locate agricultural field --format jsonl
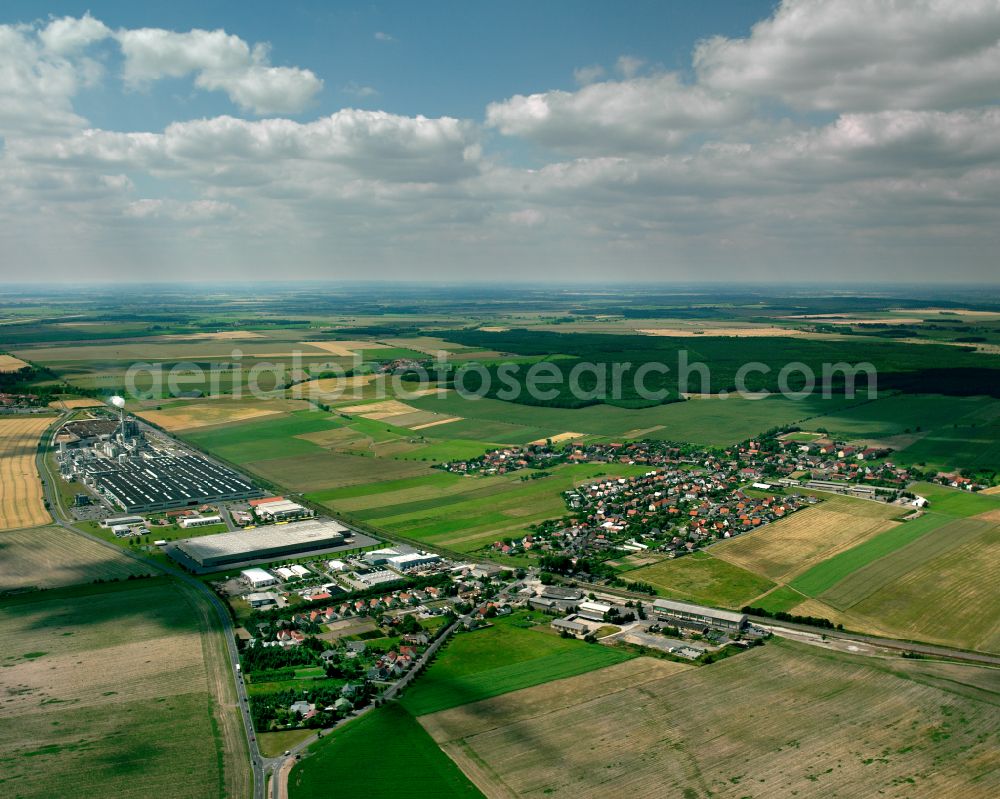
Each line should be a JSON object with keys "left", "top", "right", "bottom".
{"left": 0, "top": 353, "right": 29, "bottom": 371}
{"left": 0, "top": 526, "right": 147, "bottom": 593}
{"left": 422, "top": 639, "right": 1000, "bottom": 799}
{"left": 788, "top": 513, "right": 951, "bottom": 597}
{"left": 0, "top": 415, "right": 53, "bottom": 531}
{"left": 399, "top": 611, "right": 634, "bottom": 717}
{"left": 410, "top": 392, "right": 862, "bottom": 447}
{"left": 621, "top": 551, "right": 776, "bottom": 607}
{"left": 788, "top": 515, "right": 1000, "bottom": 652}
{"left": 0, "top": 578, "right": 249, "bottom": 799}
{"left": 804, "top": 393, "right": 1000, "bottom": 470}
{"left": 136, "top": 396, "right": 308, "bottom": 431}
{"left": 319, "top": 462, "right": 650, "bottom": 554}
{"left": 712, "top": 495, "right": 905, "bottom": 583}
{"left": 289, "top": 703, "right": 483, "bottom": 799}
{"left": 906, "top": 482, "right": 1000, "bottom": 517}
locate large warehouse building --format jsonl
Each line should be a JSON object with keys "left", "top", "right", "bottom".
{"left": 171, "top": 518, "right": 350, "bottom": 568}
{"left": 79, "top": 452, "right": 259, "bottom": 513}
{"left": 652, "top": 598, "right": 748, "bottom": 632}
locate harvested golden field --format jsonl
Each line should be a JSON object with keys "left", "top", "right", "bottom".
{"left": 339, "top": 398, "right": 418, "bottom": 419}
{"left": 0, "top": 526, "right": 146, "bottom": 592}
{"left": 47, "top": 397, "right": 105, "bottom": 409}
{"left": 411, "top": 416, "right": 462, "bottom": 430}
{"left": 292, "top": 373, "right": 379, "bottom": 400}
{"left": 0, "top": 415, "right": 52, "bottom": 531}
{"left": 529, "top": 431, "right": 584, "bottom": 445}
{"left": 420, "top": 657, "right": 688, "bottom": 744}
{"left": 137, "top": 397, "right": 297, "bottom": 431}
{"left": 839, "top": 518, "right": 1000, "bottom": 653}
{"left": 305, "top": 339, "right": 390, "bottom": 356}
{"left": 425, "top": 641, "right": 1000, "bottom": 799}
{"left": 712, "top": 497, "right": 901, "bottom": 582}
{"left": 0, "top": 354, "right": 29, "bottom": 372}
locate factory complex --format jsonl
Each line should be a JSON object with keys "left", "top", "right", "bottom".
{"left": 170, "top": 518, "right": 360, "bottom": 569}
{"left": 56, "top": 409, "right": 258, "bottom": 512}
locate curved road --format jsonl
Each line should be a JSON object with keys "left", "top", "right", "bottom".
{"left": 35, "top": 414, "right": 268, "bottom": 799}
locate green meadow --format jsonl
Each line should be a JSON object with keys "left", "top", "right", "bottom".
{"left": 289, "top": 703, "right": 482, "bottom": 799}
{"left": 399, "top": 612, "right": 633, "bottom": 716}
{"left": 623, "top": 551, "right": 777, "bottom": 609}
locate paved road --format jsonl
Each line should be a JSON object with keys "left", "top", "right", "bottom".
{"left": 35, "top": 414, "right": 268, "bottom": 799}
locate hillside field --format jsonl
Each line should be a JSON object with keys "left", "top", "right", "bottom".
{"left": 422, "top": 639, "right": 1000, "bottom": 799}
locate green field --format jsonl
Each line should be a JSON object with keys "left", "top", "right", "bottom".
{"left": 289, "top": 703, "right": 483, "bottom": 798}
{"left": 623, "top": 551, "right": 777, "bottom": 608}
{"left": 805, "top": 393, "right": 1000, "bottom": 472}
{"left": 183, "top": 410, "right": 345, "bottom": 463}
{"left": 906, "top": 481, "right": 1000, "bottom": 517}
{"left": 399, "top": 612, "right": 634, "bottom": 716}
{"left": 0, "top": 579, "right": 241, "bottom": 799}
{"left": 752, "top": 585, "right": 810, "bottom": 613}
{"left": 817, "top": 517, "right": 994, "bottom": 610}
{"left": 320, "top": 462, "right": 650, "bottom": 553}
{"left": 789, "top": 513, "right": 950, "bottom": 597}
{"left": 410, "top": 392, "right": 862, "bottom": 447}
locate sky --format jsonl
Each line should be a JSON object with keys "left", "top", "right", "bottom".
{"left": 2, "top": 0, "right": 1000, "bottom": 284}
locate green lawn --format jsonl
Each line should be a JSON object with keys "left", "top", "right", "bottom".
{"left": 624, "top": 551, "right": 776, "bottom": 608}
{"left": 398, "top": 611, "right": 633, "bottom": 716}
{"left": 289, "top": 703, "right": 483, "bottom": 798}
{"left": 789, "top": 513, "right": 951, "bottom": 597}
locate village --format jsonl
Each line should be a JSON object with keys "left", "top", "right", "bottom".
{"left": 442, "top": 429, "right": 990, "bottom": 564}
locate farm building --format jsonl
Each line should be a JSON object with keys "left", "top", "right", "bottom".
{"left": 652, "top": 598, "right": 748, "bottom": 632}
{"left": 241, "top": 568, "right": 277, "bottom": 589}
{"left": 171, "top": 518, "right": 349, "bottom": 568}
{"left": 551, "top": 618, "right": 588, "bottom": 636}
{"left": 576, "top": 601, "right": 613, "bottom": 622}
{"left": 540, "top": 586, "right": 584, "bottom": 602}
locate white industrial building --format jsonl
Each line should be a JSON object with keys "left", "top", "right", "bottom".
{"left": 387, "top": 552, "right": 441, "bottom": 571}
{"left": 253, "top": 497, "right": 313, "bottom": 522}
{"left": 171, "top": 518, "right": 349, "bottom": 568}
{"left": 652, "top": 598, "right": 748, "bottom": 632}
{"left": 179, "top": 514, "right": 223, "bottom": 529}
{"left": 576, "top": 601, "right": 613, "bottom": 622}
{"left": 247, "top": 591, "right": 280, "bottom": 608}
{"left": 363, "top": 547, "right": 400, "bottom": 565}
{"left": 241, "top": 567, "right": 278, "bottom": 589}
